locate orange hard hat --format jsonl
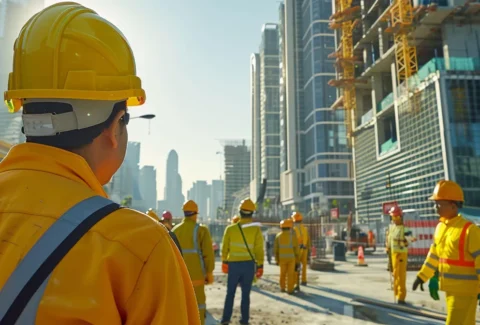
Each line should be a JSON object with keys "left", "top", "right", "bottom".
{"left": 429, "top": 180, "right": 464, "bottom": 202}
{"left": 280, "top": 219, "right": 293, "bottom": 229}
{"left": 162, "top": 211, "right": 173, "bottom": 220}
{"left": 291, "top": 211, "right": 303, "bottom": 222}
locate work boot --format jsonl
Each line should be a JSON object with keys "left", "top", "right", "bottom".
{"left": 281, "top": 288, "right": 285, "bottom": 292}
{"left": 301, "top": 281, "right": 307, "bottom": 286}
{"left": 397, "top": 300, "right": 406, "bottom": 305}
{"left": 294, "top": 285, "right": 300, "bottom": 291}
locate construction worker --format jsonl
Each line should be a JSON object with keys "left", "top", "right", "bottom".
{"left": 161, "top": 210, "right": 174, "bottom": 230}
{"left": 412, "top": 180, "right": 480, "bottom": 325}
{"left": 386, "top": 206, "right": 415, "bottom": 304}
{"left": 292, "top": 211, "right": 311, "bottom": 287}
{"left": 173, "top": 200, "right": 215, "bottom": 325}
{"left": 0, "top": 3, "right": 199, "bottom": 324}
{"left": 232, "top": 215, "right": 240, "bottom": 224}
{"left": 147, "top": 209, "right": 182, "bottom": 255}
{"left": 220, "top": 198, "right": 264, "bottom": 325}
{"left": 274, "top": 219, "right": 300, "bottom": 294}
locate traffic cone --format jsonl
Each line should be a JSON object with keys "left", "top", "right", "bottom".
{"left": 355, "top": 246, "right": 368, "bottom": 267}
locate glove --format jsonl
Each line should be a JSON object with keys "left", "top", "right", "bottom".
{"left": 428, "top": 273, "right": 439, "bottom": 300}
{"left": 295, "top": 263, "right": 300, "bottom": 272}
{"left": 222, "top": 262, "right": 228, "bottom": 274}
{"left": 256, "top": 265, "right": 263, "bottom": 279}
{"left": 478, "top": 294, "right": 480, "bottom": 306}
{"left": 205, "top": 272, "right": 214, "bottom": 285}
{"left": 412, "top": 276, "right": 425, "bottom": 292}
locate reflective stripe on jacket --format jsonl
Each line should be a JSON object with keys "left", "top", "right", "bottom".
{"left": 222, "top": 218, "right": 264, "bottom": 266}
{"left": 173, "top": 218, "right": 214, "bottom": 287}
{"left": 293, "top": 224, "right": 310, "bottom": 249}
{"left": 274, "top": 230, "right": 300, "bottom": 262}
{"left": 418, "top": 215, "right": 480, "bottom": 295}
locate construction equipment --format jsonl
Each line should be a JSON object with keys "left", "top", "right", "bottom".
{"left": 329, "top": 0, "right": 361, "bottom": 147}
{"left": 381, "top": 0, "right": 420, "bottom": 112}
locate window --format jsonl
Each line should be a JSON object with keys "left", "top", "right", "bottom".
{"left": 314, "top": 76, "right": 336, "bottom": 108}
{"left": 304, "top": 81, "right": 314, "bottom": 116}
{"left": 312, "top": 0, "right": 333, "bottom": 20}
{"left": 312, "top": 22, "right": 330, "bottom": 35}
{"left": 314, "top": 47, "right": 335, "bottom": 73}
{"left": 266, "top": 115, "right": 280, "bottom": 134}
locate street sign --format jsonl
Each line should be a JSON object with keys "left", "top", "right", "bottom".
{"left": 382, "top": 201, "right": 398, "bottom": 215}
{"left": 331, "top": 208, "right": 339, "bottom": 219}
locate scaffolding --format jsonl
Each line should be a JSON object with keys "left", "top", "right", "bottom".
{"left": 380, "top": 0, "right": 420, "bottom": 112}
{"left": 329, "top": 0, "right": 361, "bottom": 146}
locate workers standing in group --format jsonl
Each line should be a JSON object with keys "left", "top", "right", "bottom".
{"left": 173, "top": 200, "right": 215, "bottom": 325}
{"left": 147, "top": 208, "right": 183, "bottom": 255}
{"left": 0, "top": 3, "right": 199, "bottom": 324}
{"left": 413, "top": 180, "right": 480, "bottom": 325}
{"left": 274, "top": 219, "right": 300, "bottom": 294}
{"left": 292, "top": 212, "right": 311, "bottom": 287}
{"left": 386, "top": 206, "right": 415, "bottom": 304}
{"left": 220, "top": 199, "right": 264, "bottom": 325}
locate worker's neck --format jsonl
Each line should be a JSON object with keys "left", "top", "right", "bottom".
{"left": 71, "top": 145, "right": 105, "bottom": 183}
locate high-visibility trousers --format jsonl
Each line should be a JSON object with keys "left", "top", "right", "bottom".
{"left": 193, "top": 284, "right": 206, "bottom": 325}
{"left": 279, "top": 259, "right": 296, "bottom": 293}
{"left": 391, "top": 252, "right": 407, "bottom": 301}
{"left": 295, "top": 249, "right": 308, "bottom": 284}
{"left": 445, "top": 292, "right": 477, "bottom": 325}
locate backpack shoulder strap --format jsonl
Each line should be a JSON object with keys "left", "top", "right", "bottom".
{"left": 0, "top": 196, "right": 120, "bottom": 325}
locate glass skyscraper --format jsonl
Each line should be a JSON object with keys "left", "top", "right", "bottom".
{"left": 279, "top": 0, "right": 354, "bottom": 217}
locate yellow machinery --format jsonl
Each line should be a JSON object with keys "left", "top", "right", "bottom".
{"left": 329, "top": 0, "right": 360, "bottom": 147}
{"left": 383, "top": 0, "right": 419, "bottom": 111}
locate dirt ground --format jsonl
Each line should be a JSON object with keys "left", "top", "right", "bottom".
{"left": 205, "top": 272, "right": 376, "bottom": 325}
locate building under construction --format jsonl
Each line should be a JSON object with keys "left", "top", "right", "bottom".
{"left": 330, "top": 0, "right": 480, "bottom": 222}
{"left": 222, "top": 139, "right": 251, "bottom": 216}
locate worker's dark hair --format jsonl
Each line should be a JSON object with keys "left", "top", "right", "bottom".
{"left": 24, "top": 101, "right": 127, "bottom": 150}
{"left": 240, "top": 211, "right": 254, "bottom": 218}
{"left": 455, "top": 201, "right": 463, "bottom": 209}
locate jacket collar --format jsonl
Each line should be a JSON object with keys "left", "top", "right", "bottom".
{"left": 0, "top": 143, "right": 107, "bottom": 197}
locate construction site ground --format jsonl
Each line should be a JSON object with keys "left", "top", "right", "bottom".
{"left": 205, "top": 249, "right": 480, "bottom": 325}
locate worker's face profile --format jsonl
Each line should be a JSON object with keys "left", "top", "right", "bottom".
{"left": 434, "top": 200, "right": 457, "bottom": 217}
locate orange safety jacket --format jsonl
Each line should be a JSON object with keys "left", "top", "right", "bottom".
{"left": 417, "top": 215, "right": 480, "bottom": 295}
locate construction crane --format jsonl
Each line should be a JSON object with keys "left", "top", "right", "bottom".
{"left": 329, "top": 0, "right": 361, "bottom": 147}
{"left": 382, "top": 0, "right": 419, "bottom": 112}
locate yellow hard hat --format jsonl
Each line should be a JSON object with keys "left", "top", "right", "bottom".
{"left": 232, "top": 216, "right": 240, "bottom": 224}
{"left": 239, "top": 198, "right": 256, "bottom": 213}
{"left": 429, "top": 180, "right": 464, "bottom": 202}
{"left": 183, "top": 200, "right": 198, "bottom": 216}
{"left": 291, "top": 211, "right": 303, "bottom": 222}
{"left": 146, "top": 208, "right": 160, "bottom": 221}
{"left": 4, "top": 2, "right": 146, "bottom": 113}
{"left": 280, "top": 219, "right": 293, "bottom": 229}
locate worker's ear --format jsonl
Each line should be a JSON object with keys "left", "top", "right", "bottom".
{"left": 103, "top": 110, "right": 126, "bottom": 149}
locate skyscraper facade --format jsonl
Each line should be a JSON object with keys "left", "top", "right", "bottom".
{"left": 187, "top": 181, "right": 210, "bottom": 219}
{"left": 164, "top": 150, "right": 185, "bottom": 216}
{"left": 259, "top": 24, "right": 281, "bottom": 200}
{"left": 139, "top": 165, "right": 157, "bottom": 212}
{"left": 223, "top": 140, "right": 251, "bottom": 215}
{"left": 250, "top": 53, "right": 262, "bottom": 202}
{"left": 279, "top": 0, "right": 354, "bottom": 216}
{"left": 210, "top": 179, "right": 225, "bottom": 219}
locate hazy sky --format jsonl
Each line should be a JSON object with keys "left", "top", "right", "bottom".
{"left": 44, "top": 0, "right": 280, "bottom": 198}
